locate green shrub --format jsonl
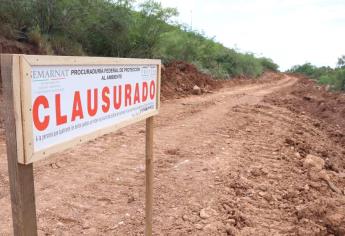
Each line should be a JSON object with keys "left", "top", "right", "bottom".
{"left": 260, "top": 57, "right": 279, "bottom": 71}
{"left": 50, "top": 36, "right": 84, "bottom": 56}
{"left": 334, "top": 69, "right": 345, "bottom": 90}
{"left": 288, "top": 61, "right": 345, "bottom": 91}
{"left": 27, "top": 26, "right": 43, "bottom": 47}
{"left": 319, "top": 74, "right": 335, "bottom": 85}
{"left": 288, "top": 63, "right": 317, "bottom": 77}
{"left": 27, "top": 26, "right": 53, "bottom": 54}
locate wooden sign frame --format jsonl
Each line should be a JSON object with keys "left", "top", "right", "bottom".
{"left": 12, "top": 55, "right": 161, "bottom": 164}
{"left": 1, "top": 54, "right": 160, "bottom": 235}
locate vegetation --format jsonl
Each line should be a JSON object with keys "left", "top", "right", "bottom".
{"left": 287, "top": 57, "right": 345, "bottom": 91}
{"left": 0, "top": 0, "right": 278, "bottom": 78}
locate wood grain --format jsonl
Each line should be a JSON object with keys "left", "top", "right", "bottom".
{"left": 145, "top": 116, "right": 154, "bottom": 236}
{"left": 1, "top": 54, "right": 38, "bottom": 235}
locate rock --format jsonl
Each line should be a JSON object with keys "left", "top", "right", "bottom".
{"left": 181, "top": 214, "right": 199, "bottom": 223}
{"left": 50, "top": 162, "right": 61, "bottom": 169}
{"left": 200, "top": 209, "right": 210, "bottom": 219}
{"left": 263, "top": 193, "right": 274, "bottom": 202}
{"left": 325, "top": 158, "right": 340, "bottom": 172}
{"left": 294, "top": 152, "right": 301, "bottom": 159}
{"left": 325, "top": 212, "right": 344, "bottom": 227}
{"left": 309, "top": 181, "right": 322, "bottom": 189}
{"left": 250, "top": 167, "right": 263, "bottom": 177}
{"left": 201, "top": 88, "right": 206, "bottom": 93}
{"left": 304, "top": 184, "right": 310, "bottom": 191}
{"left": 200, "top": 207, "right": 217, "bottom": 219}
{"left": 57, "top": 222, "right": 64, "bottom": 227}
{"left": 227, "top": 218, "right": 236, "bottom": 225}
{"left": 225, "top": 224, "right": 238, "bottom": 235}
{"left": 194, "top": 223, "right": 203, "bottom": 230}
{"left": 203, "top": 223, "right": 217, "bottom": 232}
{"left": 257, "top": 184, "right": 268, "bottom": 191}
{"left": 192, "top": 85, "right": 201, "bottom": 95}
{"left": 325, "top": 212, "right": 345, "bottom": 234}
{"left": 303, "top": 154, "right": 325, "bottom": 171}
{"left": 127, "top": 195, "right": 135, "bottom": 203}
{"left": 318, "top": 170, "right": 330, "bottom": 181}
{"left": 308, "top": 169, "right": 342, "bottom": 193}
{"left": 309, "top": 169, "right": 329, "bottom": 181}
{"left": 295, "top": 205, "right": 306, "bottom": 220}
{"left": 203, "top": 221, "right": 222, "bottom": 233}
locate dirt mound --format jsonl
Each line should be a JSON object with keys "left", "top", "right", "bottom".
{"left": 264, "top": 77, "right": 345, "bottom": 235}
{"left": 160, "top": 61, "right": 222, "bottom": 100}
{"left": 160, "top": 61, "right": 284, "bottom": 100}
{"left": 0, "top": 36, "right": 41, "bottom": 55}
{"left": 265, "top": 77, "right": 345, "bottom": 157}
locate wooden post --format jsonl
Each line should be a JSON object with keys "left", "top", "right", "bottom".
{"left": 1, "top": 54, "right": 38, "bottom": 236}
{"left": 145, "top": 116, "right": 154, "bottom": 236}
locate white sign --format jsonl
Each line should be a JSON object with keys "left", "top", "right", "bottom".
{"left": 30, "top": 64, "right": 158, "bottom": 152}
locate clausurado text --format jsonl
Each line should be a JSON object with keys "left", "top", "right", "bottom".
{"left": 33, "top": 81, "right": 155, "bottom": 131}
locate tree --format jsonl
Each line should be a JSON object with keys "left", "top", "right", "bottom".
{"left": 259, "top": 57, "right": 279, "bottom": 71}
{"left": 337, "top": 55, "right": 345, "bottom": 68}
{"left": 288, "top": 63, "right": 317, "bottom": 77}
{"left": 127, "top": 0, "right": 178, "bottom": 58}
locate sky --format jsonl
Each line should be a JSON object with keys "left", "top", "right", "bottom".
{"left": 156, "top": 0, "right": 345, "bottom": 71}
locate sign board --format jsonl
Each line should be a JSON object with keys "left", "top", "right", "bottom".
{"left": 2, "top": 54, "right": 158, "bottom": 235}
{"left": 11, "top": 55, "right": 161, "bottom": 164}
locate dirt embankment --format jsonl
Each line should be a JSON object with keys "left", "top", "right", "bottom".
{"left": 0, "top": 36, "right": 42, "bottom": 90}
{"left": 263, "top": 77, "right": 345, "bottom": 235}
{"left": 0, "top": 36, "right": 41, "bottom": 55}
{"left": 160, "top": 61, "right": 284, "bottom": 100}
{"left": 160, "top": 61, "right": 222, "bottom": 100}
{"left": 265, "top": 77, "right": 345, "bottom": 169}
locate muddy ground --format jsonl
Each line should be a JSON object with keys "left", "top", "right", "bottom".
{"left": 0, "top": 73, "right": 344, "bottom": 235}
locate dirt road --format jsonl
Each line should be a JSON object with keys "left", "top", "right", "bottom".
{"left": 1, "top": 75, "right": 344, "bottom": 235}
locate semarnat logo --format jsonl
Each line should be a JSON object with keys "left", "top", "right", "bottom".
{"left": 32, "top": 69, "right": 70, "bottom": 80}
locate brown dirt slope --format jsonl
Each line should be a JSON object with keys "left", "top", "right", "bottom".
{"left": 265, "top": 78, "right": 345, "bottom": 169}
{"left": 161, "top": 61, "right": 222, "bottom": 100}
{"left": 0, "top": 36, "right": 42, "bottom": 88}
{"left": 263, "top": 77, "right": 345, "bottom": 235}
{"left": 161, "top": 61, "right": 284, "bottom": 100}
{"left": 0, "top": 36, "right": 41, "bottom": 55}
